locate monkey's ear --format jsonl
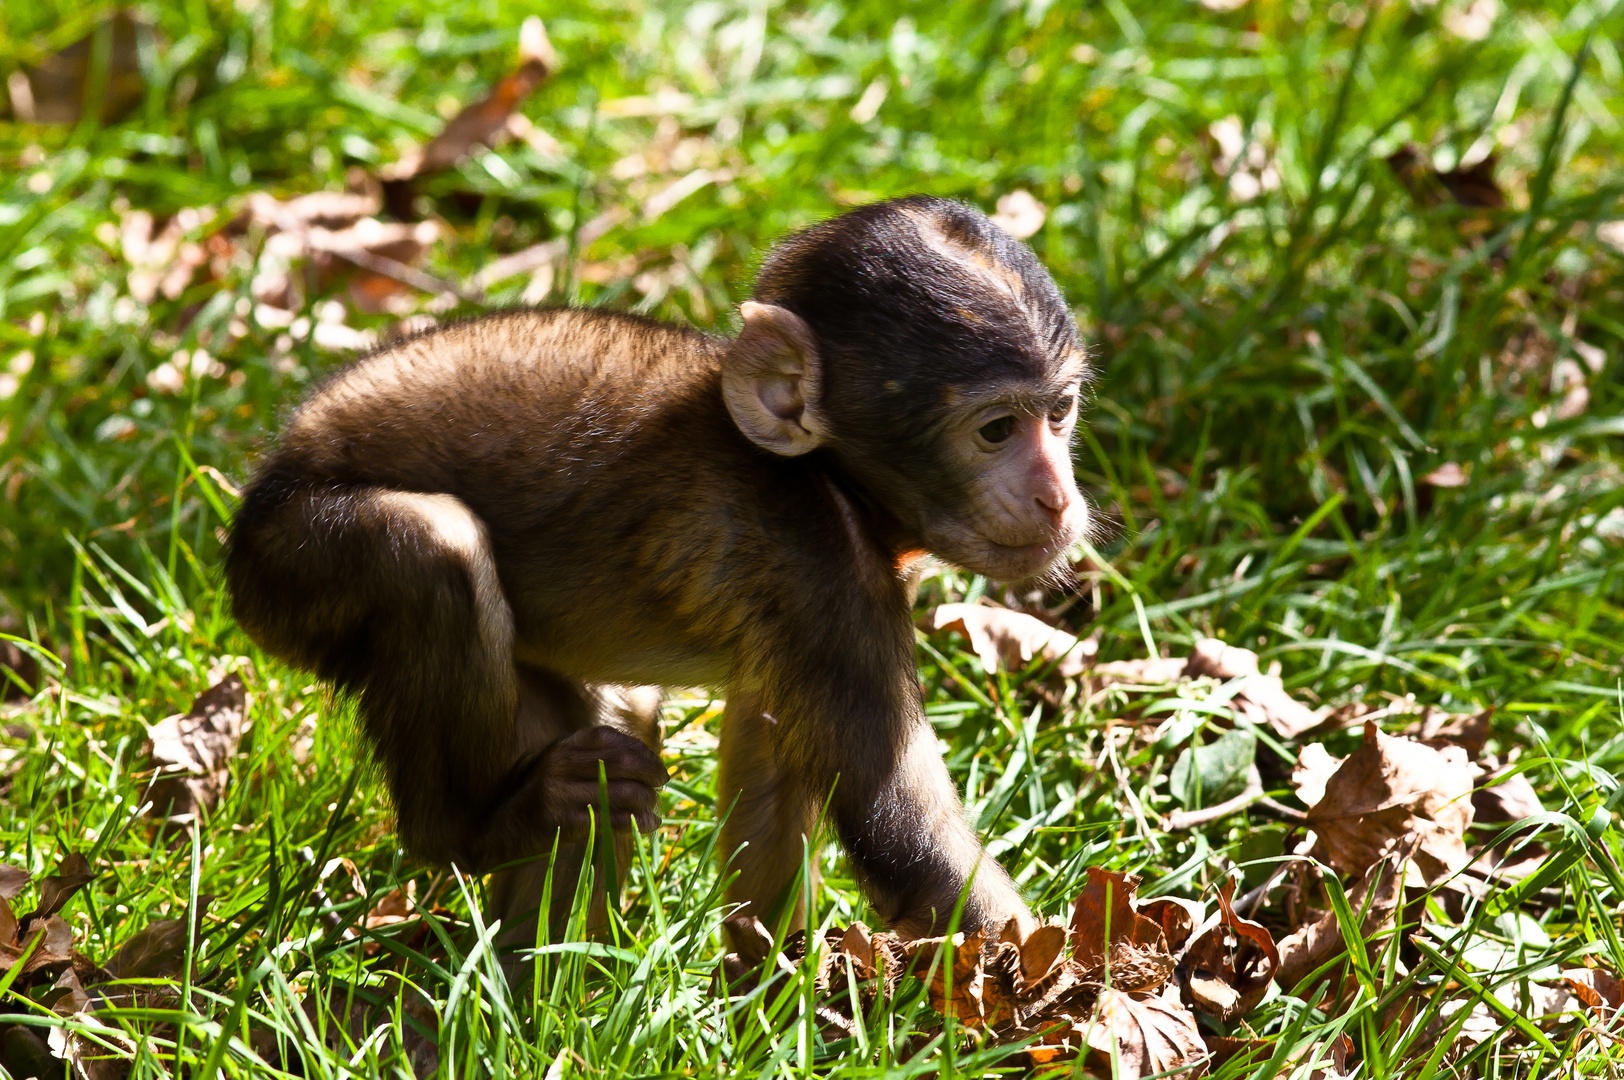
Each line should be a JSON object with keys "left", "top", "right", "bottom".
{"left": 722, "top": 301, "right": 828, "bottom": 456}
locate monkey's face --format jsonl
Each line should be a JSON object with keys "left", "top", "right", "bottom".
{"left": 869, "top": 377, "right": 1088, "bottom": 583}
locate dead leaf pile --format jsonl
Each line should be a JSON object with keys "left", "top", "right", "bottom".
{"left": 722, "top": 867, "right": 1289, "bottom": 1077}
{"left": 93, "top": 16, "right": 563, "bottom": 399}
{"left": 0, "top": 852, "right": 208, "bottom": 1080}
{"left": 927, "top": 607, "right": 1321, "bottom": 740}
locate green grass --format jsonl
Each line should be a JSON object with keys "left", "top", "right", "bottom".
{"left": 2, "top": 0, "right": 1624, "bottom": 1075}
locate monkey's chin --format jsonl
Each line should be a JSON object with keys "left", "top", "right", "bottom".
{"left": 928, "top": 529, "right": 1074, "bottom": 583}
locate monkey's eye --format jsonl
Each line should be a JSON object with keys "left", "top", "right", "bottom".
{"left": 978, "top": 416, "right": 1017, "bottom": 445}
{"left": 1048, "top": 396, "right": 1076, "bottom": 425}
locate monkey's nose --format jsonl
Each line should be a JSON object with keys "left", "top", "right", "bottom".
{"left": 1035, "top": 490, "right": 1071, "bottom": 529}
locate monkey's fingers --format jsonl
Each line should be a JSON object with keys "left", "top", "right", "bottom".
{"left": 550, "top": 778, "right": 662, "bottom": 833}
{"left": 551, "top": 726, "right": 669, "bottom": 787}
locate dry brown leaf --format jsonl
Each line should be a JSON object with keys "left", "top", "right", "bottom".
{"left": 304, "top": 983, "right": 440, "bottom": 1080}
{"left": 105, "top": 918, "right": 189, "bottom": 981}
{"left": 1426, "top": 981, "right": 1580, "bottom": 1047}
{"left": 1413, "top": 706, "right": 1492, "bottom": 758}
{"left": 1387, "top": 145, "right": 1505, "bottom": 210}
{"left": 910, "top": 931, "right": 988, "bottom": 1022}
{"left": 1473, "top": 771, "right": 1543, "bottom": 823}
{"left": 1079, "top": 987, "right": 1208, "bottom": 1078}
{"left": 1293, "top": 743, "right": 1344, "bottom": 809}
{"left": 1562, "top": 967, "right": 1624, "bottom": 1020}
{"left": 1138, "top": 897, "right": 1202, "bottom": 956}
{"left": 1187, "top": 639, "right": 1325, "bottom": 738}
{"left": 1277, "top": 853, "right": 1407, "bottom": 990}
{"left": 18, "top": 914, "right": 75, "bottom": 977}
{"left": 32, "top": 851, "right": 94, "bottom": 922}
{"left": 1179, "top": 881, "right": 1279, "bottom": 1021}
{"left": 366, "top": 881, "right": 418, "bottom": 931}
{"left": 8, "top": 13, "right": 145, "bottom": 125}
{"left": 1084, "top": 639, "right": 1323, "bottom": 739}
{"left": 0, "top": 1024, "right": 58, "bottom": 1080}
{"left": 930, "top": 604, "right": 1095, "bottom": 678}
{"left": 1086, "top": 657, "right": 1189, "bottom": 691}
{"left": 244, "top": 190, "right": 381, "bottom": 232}
{"left": 44, "top": 1010, "right": 138, "bottom": 1080}
{"left": 1070, "top": 867, "right": 1175, "bottom": 992}
{"left": 0, "top": 863, "right": 30, "bottom": 901}
{"left": 1306, "top": 721, "right": 1474, "bottom": 887}
{"left": 1020, "top": 923, "right": 1068, "bottom": 981}
{"left": 1420, "top": 462, "right": 1470, "bottom": 488}
{"left": 143, "top": 674, "right": 247, "bottom": 823}
{"left": 383, "top": 17, "right": 556, "bottom": 183}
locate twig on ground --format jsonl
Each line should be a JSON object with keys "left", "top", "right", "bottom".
{"left": 329, "top": 247, "right": 482, "bottom": 305}
{"left": 1163, "top": 766, "right": 1264, "bottom": 831}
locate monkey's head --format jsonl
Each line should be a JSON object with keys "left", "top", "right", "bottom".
{"left": 724, "top": 195, "right": 1090, "bottom": 582}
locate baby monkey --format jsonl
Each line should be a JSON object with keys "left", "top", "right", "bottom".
{"left": 227, "top": 195, "right": 1089, "bottom": 944}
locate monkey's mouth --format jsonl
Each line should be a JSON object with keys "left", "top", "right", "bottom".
{"left": 922, "top": 513, "right": 1081, "bottom": 582}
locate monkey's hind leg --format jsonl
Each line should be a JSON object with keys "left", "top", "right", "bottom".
{"left": 716, "top": 693, "right": 820, "bottom": 943}
{"left": 229, "top": 483, "right": 524, "bottom": 868}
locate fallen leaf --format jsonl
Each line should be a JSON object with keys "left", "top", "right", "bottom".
{"left": 0, "top": 1025, "right": 57, "bottom": 1080}
{"left": 44, "top": 1009, "right": 137, "bottom": 1080}
{"left": 1019, "top": 923, "right": 1068, "bottom": 982}
{"left": 930, "top": 603, "right": 1095, "bottom": 678}
{"left": 29, "top": 852, "right": 94, "bottom": 923}
{"left": 143, "top": 674, "right": 248, "bottom": 823}
{"left": 1473, "top": 771, "right": 1543, "bottom": 823}
{"left": 365, "top": 881, "right": 418, "bottom": 930}
{"left": 1413, "top": 706, "right": 1492, "bottom": 758}
{"left": 1292, "top": 743, "right": 1343, "bottom": 810}
{"left": 1420, "top": 462, "right": 1470, "bottom": 488}
{"left": 1079, "top": 987, "right": 1208, "bottom": 1079}
{"left": 1427, "top": 980, "right": 1580, "bottom": 1047}
{"left": 914, "top": 932, "right": 988, "bottom": 1022}
{"left": 1178, "top": 881, "right": 1279, "bottom": 1021}
{"left": 1087, "top": 657, "right": 1190, "bottom": 691}
{"left": 1277, "top": 853, "right": 1407, "bottom": 990}
{"left": 18, "top": 914, "right": 75, "bottom": 977}
{"left": 1387, "top": 146, "right": 1504, "bottom": 209}
{"left": 1070, "top": 867, "right": 1174, "bottom": 992}
{"left": 1187, "top": 639, "right": 1325, "bottom": 738}
{"left": 105, "top": 918, "right": 189, "bottom": 981}
{"left": 305, "top": 982, "right": 440, "bottom": 1080}
{"left": 8, "top": 13, "right": 145, "bottom": 125}
{"left": 990, "top": 190, "right": 1047, "bottom": 240}
{"left": 0, "top": 864, "right": 29, "bottom": 900}
{"left": 1562, "top": 967, "right": 1624, "bottom": 1020}
{"left": 381, "top": 15, "right": 557, "bottom": 226}
{"left": 1138, "top": 897, "right": 1202, "bottom": 956}
{"left": 1306, "top": 721, "right": 1475, "bottom": 887}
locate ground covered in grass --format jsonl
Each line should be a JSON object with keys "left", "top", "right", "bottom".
{"left": 2, "top": 0, "right": 1624, "bottom": 1075}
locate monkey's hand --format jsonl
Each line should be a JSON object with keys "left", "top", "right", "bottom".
{"left": 526, "top": 726, "right": 669, "bottom": 836}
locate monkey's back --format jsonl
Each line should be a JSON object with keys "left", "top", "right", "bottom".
{"left": 252, "top": 307, "right": 824, "bottom": 686}
{"left": 280, "top": 308, "right": 727, "bottom": 496}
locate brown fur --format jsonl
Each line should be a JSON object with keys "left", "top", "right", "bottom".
{"left": 227, "top": 196, "right": 1088, "bottom": 947}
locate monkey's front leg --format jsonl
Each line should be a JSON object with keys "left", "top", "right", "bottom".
{"left": 839, "top": 720, "right": 1035, "bottom": 939}
{"left": 753, "top": 638, "right": 1035, "bottom": 940}
{"left": 717, "top": 694, "right": 820, "bottom": 936}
